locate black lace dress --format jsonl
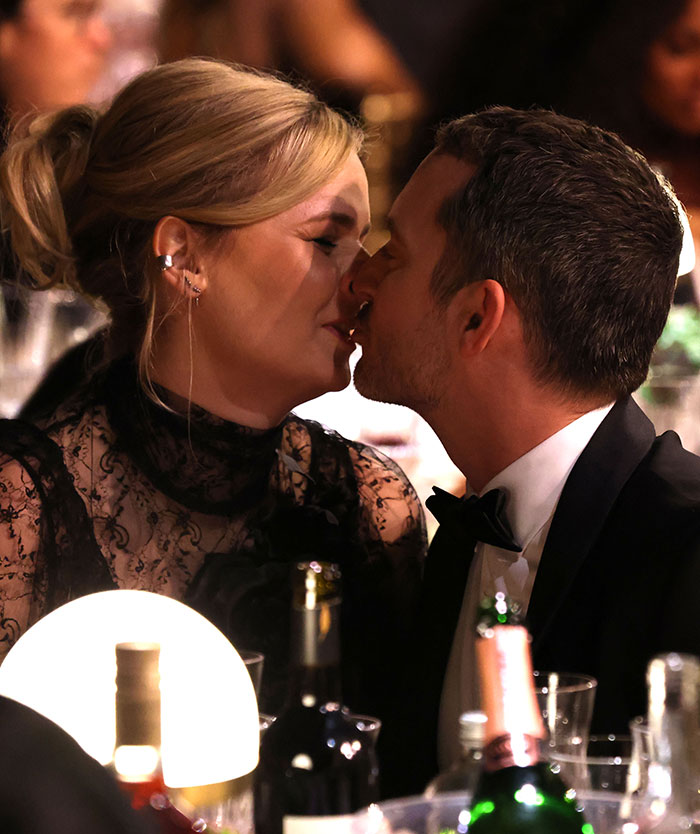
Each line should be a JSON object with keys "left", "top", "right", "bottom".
{"left": 0, "top": 359, "right": 426, "bottom": 725}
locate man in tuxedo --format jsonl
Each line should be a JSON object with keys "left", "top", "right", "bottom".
{"left": 345, "top": 105, "right": 700, "bottom": 793}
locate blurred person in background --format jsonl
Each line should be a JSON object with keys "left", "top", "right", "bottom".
{"left": 158, "top": 0, "right": 424, "bottom": 243}
{"left": 565, "top": 0, "right": 700, "bottom": 301}
{"left": 0, "top": 0, "right": 112, "bottom": 402}
{"left": 158, "top": 0, "right": 422, "bottom": 115}
{"left": 0, "top": 0, "right": 111, "bottom": 126}
{"left": 366, "top": 0, "right": 611, "bottom": 179}
{"left": 0, "top": 60, "right": 425, "bottom": 784}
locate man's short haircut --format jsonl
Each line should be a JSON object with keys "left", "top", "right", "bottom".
{"left": 432, "top": 106, "right": 683, "bottom": 401}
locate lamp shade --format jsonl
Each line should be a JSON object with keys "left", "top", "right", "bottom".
{"left": 0, "top": 590, "right": 259, "bottom": 788}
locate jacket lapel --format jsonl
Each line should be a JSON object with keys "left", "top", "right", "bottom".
{"left": 528, "top": 396, "right": 656, "bottom": 649}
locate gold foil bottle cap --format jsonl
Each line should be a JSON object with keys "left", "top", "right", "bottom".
{"left": 477, "top": 625, "right": 545, "bottom": 747}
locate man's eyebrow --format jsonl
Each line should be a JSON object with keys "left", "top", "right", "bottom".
{"left": 305, "top": 211, "right": 371, "bottom": 237}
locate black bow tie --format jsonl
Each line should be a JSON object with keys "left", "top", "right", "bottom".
{"left": 426, "top": 486, "right": 522, "bottom": 553}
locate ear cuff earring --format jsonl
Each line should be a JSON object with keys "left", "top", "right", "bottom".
{"left": 157, "top": 254, "right": 202, "bottom": 305}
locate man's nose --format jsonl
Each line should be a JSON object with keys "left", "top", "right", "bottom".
{"left": 340, "top": 246, "right": 376, "bottom": 304}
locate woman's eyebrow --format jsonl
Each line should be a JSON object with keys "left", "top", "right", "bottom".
{"left": 304, "top": 210, "right": 371, "bottom": 237}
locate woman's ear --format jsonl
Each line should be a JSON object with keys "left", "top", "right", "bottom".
{"left": 457, "top": 279, "right": 506, "bottom": 355}
{"left": 152, "top": 216, "right": 209, "bottom": 299}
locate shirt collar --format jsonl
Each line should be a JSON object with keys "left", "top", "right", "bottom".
{"left": 477, "top": 403, "right": 614, "bottom": 550}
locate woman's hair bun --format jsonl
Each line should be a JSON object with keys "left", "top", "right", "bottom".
{"left": 0, "top": 104, "right": 100, "bottom": 290}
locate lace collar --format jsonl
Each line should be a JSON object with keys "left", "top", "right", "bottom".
{"left": 102, "top": 359, "right": 288, "bottom": 515}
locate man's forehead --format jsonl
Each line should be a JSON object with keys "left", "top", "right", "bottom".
{"left": 390, "top": 153, "right": 474, "bottom": 233}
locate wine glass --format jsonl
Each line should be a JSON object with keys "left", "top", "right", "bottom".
{"left": 0, "top": 286, "right": 106, "bottom": 417}
{"left": 550, "top": 734, "right": 635, "bottom": 793}
{"left": 533, "top": 670, "right": 597, "bottom": 757}
{"left": 549, "top": 734, "right": 650, "bottom": 834}
{"left": 239, "top": 649, "right": 264, "bottom": 699}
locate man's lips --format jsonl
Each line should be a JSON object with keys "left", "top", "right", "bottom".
{"left": 349, "top": 301, "right": 371, "bottom": 342}
{"left": 325, "top": 302, "right": 371, "bottom": 345}
{"left": 324, "top": 320, "right": 356, "bottom": 346}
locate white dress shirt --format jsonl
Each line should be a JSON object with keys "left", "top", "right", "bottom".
{"left": 437, "top": 403, "right": 613, "bottom": 769}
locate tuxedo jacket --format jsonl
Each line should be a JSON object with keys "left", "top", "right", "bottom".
{"left": 392, "top": 396, "right": 700, "bottom": 796}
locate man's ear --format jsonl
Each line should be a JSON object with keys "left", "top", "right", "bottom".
{"left": 456, "top": 279, "right": 506, "bottom": 355}
{"left": 152, "top": 216, "right": 209, "bottom": 298}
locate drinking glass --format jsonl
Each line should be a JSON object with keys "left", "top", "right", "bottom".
{"left": 551, "top": 734, "right": 634, "bottom": 794}
{"left": 629, "top": 715, "right": 652, "bottom": 797}
{"left": 349, "top": 713, "right": 382, "bottom": 748}
{"left": 549, "top": 734, "right": 649, "bottom": 832}
{"left": 259, "top": 712, "right": 276, "bottom": 739}
{"left": 239, "top": 650, "right": 264, "bottom": 699}
{"left": 533, "top": 670, "right": 597, "bottom": 756}
{"left": 0, "top": 286, "right": 106, "bottom": 417}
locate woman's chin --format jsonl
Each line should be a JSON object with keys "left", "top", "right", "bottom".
{"left": 331, "top": 362, "right": 353, "bottom": 392}
{"left": 295, "top": 366, "right": 352, "bottom": 405}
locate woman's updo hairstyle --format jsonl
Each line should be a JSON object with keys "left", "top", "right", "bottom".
{"left": 0, "top": 57, "right": 364, "bottom": 368}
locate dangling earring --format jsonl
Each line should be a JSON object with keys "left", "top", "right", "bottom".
{"left": 184, "top": 274, "right": 202, "bottom": 307}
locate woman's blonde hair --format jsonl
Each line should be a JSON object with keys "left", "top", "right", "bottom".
{"left": 0, "top": 57, "right": 364, "bottom": 381}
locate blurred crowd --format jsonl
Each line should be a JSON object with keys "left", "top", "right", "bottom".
{"left": 4, "top": 0, "right": 700, "bottom": 265}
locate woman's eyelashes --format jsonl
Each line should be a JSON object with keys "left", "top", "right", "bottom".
{"left": 312, "top": 237, "right": 338, "bottom": 252}
{"left": 309, "top": 235, "right": 366, "bottom": 274}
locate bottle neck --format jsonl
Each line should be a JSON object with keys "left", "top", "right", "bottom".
{"left": 113, "top": 643, "right": 162, "bottom": 785}
{"left": 476, "top": 625, "right": 545, "bottom": 771}
{"left": 289, "top": 597, "right": 342, "bottom": 706}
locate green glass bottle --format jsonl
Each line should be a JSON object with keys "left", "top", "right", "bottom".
{"left": 466, "top": 595, "right": 591, "bottom": 834}
{"left": 254, "top": 561, "right": 379, "bottom": 834}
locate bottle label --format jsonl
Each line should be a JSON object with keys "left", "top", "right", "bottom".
{"left": 283, "top": 814, "right": 354, "bottom": 833}
{"left": 482, "top": 733, "right": 540, "bottom": 771}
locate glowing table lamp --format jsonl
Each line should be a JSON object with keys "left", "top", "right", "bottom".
{"left": 0, "top": 590, "right": 260, "bottom": 790}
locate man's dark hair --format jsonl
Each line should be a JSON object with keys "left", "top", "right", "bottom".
{"left": 432, "top": 106, "right": 683, "bottom": 401}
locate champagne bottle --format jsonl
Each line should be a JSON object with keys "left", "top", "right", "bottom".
{"left": 110, "top": 642, "right": 197, "bottom": 833}
{"left": 466, "top": 596, "right": 589, "bottom": 833}
{"left": 424, "top": 711, "right": 486, "bottom": 797}
{"left": 254, "top": 561, "right": 379, "bottom": 834}
{"left": 627, "top": 653, "right": 700, "bottom": 833}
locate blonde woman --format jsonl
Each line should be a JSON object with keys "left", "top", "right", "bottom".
{"left": 0, "top": 60, "right": 426, "bottom": 733}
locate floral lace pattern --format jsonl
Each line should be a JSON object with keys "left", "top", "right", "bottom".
{"left": 0, "top": 359, "right": 426, "bottom": 717}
